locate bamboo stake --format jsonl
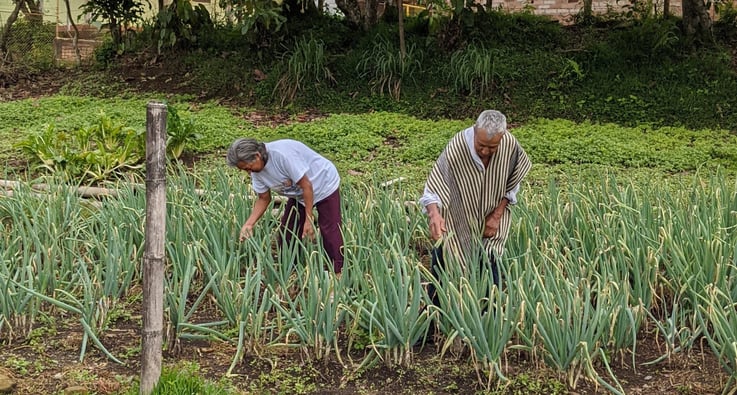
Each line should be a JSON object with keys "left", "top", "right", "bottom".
{"left": 140, "top": 102, "right": 167, "bottom": 395}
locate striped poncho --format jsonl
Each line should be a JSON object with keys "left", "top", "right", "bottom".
{"left": 425, "top": 128, "right": 532, "bottom": 264}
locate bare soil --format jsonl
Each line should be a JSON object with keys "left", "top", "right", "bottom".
{"left": 0, "top": 58, "right": 733, "bottom": 394}
{"left": 0, "top": 296, "right": 730, "bottom": 395}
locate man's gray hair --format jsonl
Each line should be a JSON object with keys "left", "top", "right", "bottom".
{"left": 226, "top": 138, "right": 268, "bottom": 167}
{"left": 475, "top": 110, "right": 507, "bottom": 138}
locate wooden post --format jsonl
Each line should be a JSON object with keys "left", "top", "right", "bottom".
{"left": 140, "top": 102, "right": 167, "bottom": 395}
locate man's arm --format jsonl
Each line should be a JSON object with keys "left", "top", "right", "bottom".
{"left": 484, "top": 197, "right": 509, "bottom": 238}
{"left": 425, "top": 202, "right": 446, "bottom": 242}
{"left": 505, "top": 183, "right": 521, "bottom": 205}
{"left": 484, "top": 181, "right": 522, "bottom": 238}
{"left": 419, "top": 186, "right": 441, "bottom": 213}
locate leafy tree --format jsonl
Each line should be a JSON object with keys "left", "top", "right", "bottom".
{"left": 219, "top": 0, "right": 286, "bottom": 35}
{"left": 79, "top": 0, "right": 149, "bottom": 50}
{"left": 153, "top": 0, "right": 213, "bottom": 52}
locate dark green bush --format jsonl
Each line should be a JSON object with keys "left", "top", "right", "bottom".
{"left": 152, "top": 0, "right": 215, "bottom": 52}
{"left": 604, "top": 18, "right": 681, "bottom": 65}
{"left": 97, "top": 6, "right": 737, "bottom": 129}
{"left": 467, "top": 10, "right": 567, "bottom": 51}
{"left": 5, "top": 19, "right": 55, "bottom": 70}
{"left": 714, "top": 2, "right": 737, "bottom": 42}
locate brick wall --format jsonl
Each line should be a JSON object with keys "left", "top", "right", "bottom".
{"left": 494, "top": 0, "right": 692, "bottom": 21}
{"left": 54, "top": 38, "right": 100, "bottom": 63}
{"left": 54, "top": 24, "right": 103, "bottom": 63}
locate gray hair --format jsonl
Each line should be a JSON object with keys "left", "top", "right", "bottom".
{"left": 474, "top": 110, "right": 507, "bottom": 138}
{"left": 226, "top": 138, "right": 268, "bottom": 167}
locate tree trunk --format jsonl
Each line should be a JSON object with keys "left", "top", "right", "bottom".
{"left": 335, "top": 0, "right": 380, "bottom": 30}
{"left": 398, "top": 0, "right": 405, "bottom": 60}
{"left": 366, "top": 0, "right": 380, "bottom": 29}
{"left": 682, "top": 0, "right": 712, "bottom": 40}
{"left": 20, "top": 0, "right": 43, "bottom": 22}
{"left": 140, "top": 102, "right": 167, "bottom": 395}
{"left": 0, "top": 1, "right": 23, "bottom": 58}
{"left": 63, "top": 0, "right": 82, "bottom": 65}
{"left": 582, "top": 0, "right": 593, "bottom": 20}
{"left": 109, "top": 16, "right": 122, "bottom": 50}
{"left": 663, "top": 0, "right": 670, "bottom": 18}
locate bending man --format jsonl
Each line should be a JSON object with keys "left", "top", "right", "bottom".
{"left": 420, "top": 110, "right": 531, "bottom": 296}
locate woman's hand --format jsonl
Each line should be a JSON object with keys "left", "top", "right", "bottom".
{"left": 302, "top": 217, "right": 316, "bottom": 241}
{"left": 239, "top": 222, "right": 254, "bottom": 241}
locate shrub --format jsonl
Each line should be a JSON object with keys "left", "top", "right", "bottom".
{"left": 447, "top": 45, "right": 504, "bottom": 96}
{"left": 273, "top": 35, "right": 335, "bottom": 105}
{"left": 356, "top": 36, "right": 424, "bottom": 101}
{"left": 15, "top": 113, "right": 145, "bottom": 183}
{"left": 4, "top": 19, "right": 55, "bottom": 71}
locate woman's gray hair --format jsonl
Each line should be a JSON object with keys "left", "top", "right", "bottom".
{"left": 475, "top": 110, "right": 507, "bottom": 138}
{"left": 226, "top": 138, "right": 268, "bottom": 167}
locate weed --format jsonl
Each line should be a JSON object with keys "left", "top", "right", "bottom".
{"left": 250, "top": 365, "right": 318, "bottom": 394}
{"left": 3, "top": 355, "right": 32, "bottom": 376}
{"left": 356, "top": 36, "right": 423, "bottom": 101}
{"left": 273, "top": 35, "right": 335, "bottom": 106}
{"left": 166, "top": 104, "right": 202, "bottom": 160}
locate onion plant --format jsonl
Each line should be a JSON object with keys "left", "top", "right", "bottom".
{"left": 515, "top": 265, "right": 625, "bottom": 392}
{"left": 226, "top": 264, "right": 272, "bottom": 375}
{"left": 11, "top": 261, "right": 123, "bottom": 364}
{"left": 164, "top": 241, "right": 223, "bottom": 351}
{"left": 2, "top": 167, "right": 736, "bottom": 390}
{"left": 353, "top": 237, "right": 430, "bottom": 368}
{"left": 697, "top": 283, "right": 737, "bottom": 388}
{"left": 430, "top": 249, "right": 520, "bottom": 389}
{"left": 270, "top": 251, "right": 346, "bottom": 363}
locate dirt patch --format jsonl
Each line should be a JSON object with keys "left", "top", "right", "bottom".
{"left": 0, "top": 308, "right": 729, "bottom": 394}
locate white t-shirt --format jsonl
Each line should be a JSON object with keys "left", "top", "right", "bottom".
{"left": 251, "top": 139, "right": 340, "bottom": 204}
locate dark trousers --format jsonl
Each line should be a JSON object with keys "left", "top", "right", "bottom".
{"left": 427, "top": 245, "right": 500, "bottom": 307}
{"left": 278, "top": 189, "right": 344, "bottom": 273}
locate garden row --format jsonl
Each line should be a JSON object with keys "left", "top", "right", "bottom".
{"left": 1, "top": 166, "right": 736, "bottom": 392}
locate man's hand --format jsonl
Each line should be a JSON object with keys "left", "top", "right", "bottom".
{"left": 426, "top": 204, "right": 446, "bottom": 242}
{"left": 484, "top": 212, "right": 500, "bottom": 238}
{"left": 429, "top": 213, "right": 446, "bottom": 242}
{"left": 302, "top": 218, "right": 316, "bottom": 241}
{"left": 239, "top": 222, "right": 254, "bottom": 241}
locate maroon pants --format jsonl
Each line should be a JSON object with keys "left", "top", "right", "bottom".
{"left": 278, "top": 189, "right": 344, "bottom": 273}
